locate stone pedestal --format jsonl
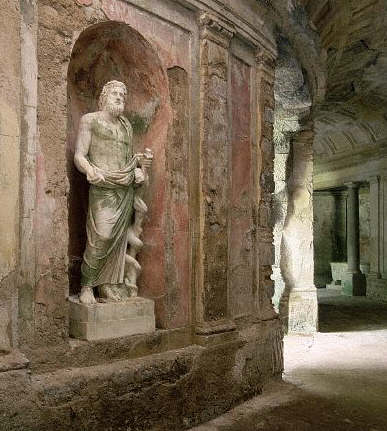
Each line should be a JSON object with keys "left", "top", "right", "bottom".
{"left": 69, "top": 296, "right": 155, "bottom": 341}
{"left": 287, "top": 290, "right": 318, "bottom": 334}
{"left": 326, "top": 262, "right": 368, "bottom": 294}
{"left": 326, "top": 281, "right": 342, "bottom": 292}
{"left": 326, "top": 262, "right": 346, "bottom": 292}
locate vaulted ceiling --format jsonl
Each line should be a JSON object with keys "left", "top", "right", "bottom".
{"left": 300, "top": 0, "right": 387, "bottom": 164}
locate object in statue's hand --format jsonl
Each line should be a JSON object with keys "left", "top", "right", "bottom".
{"left": 141, "top": 148, "right": 153, "bottom": 170}
{"left": 134, "top": 167, "right": 145, "bottom": 184}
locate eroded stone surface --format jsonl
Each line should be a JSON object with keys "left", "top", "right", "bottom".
{"left": 69, "top": 296, "right": 156, "bottom": 340}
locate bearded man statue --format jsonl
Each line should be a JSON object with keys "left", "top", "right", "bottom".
{"left": 74, "top": 80, "right": 152, "bottom": 304}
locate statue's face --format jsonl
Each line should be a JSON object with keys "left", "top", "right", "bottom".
{"left": 103, "top": 86, "right": 126, "bottom": 116}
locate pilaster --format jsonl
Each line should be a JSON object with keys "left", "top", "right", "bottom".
{"left": 367, "top": 174, "right": 387, "bottom": 300}
{"left": 368, "top": 176, "right": 381, "bottom": 278}
{"left": 196, "top": 12, "right": 236, "bottom": 341}
{"left": 254, "top": 46, "right": 277, "bottom": 321}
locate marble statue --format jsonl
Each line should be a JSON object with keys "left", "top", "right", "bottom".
{"left": 74, "top": 80, "right": 153, "bottom": 304}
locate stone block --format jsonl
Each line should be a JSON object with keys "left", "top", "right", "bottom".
{"left": 287, "top": 290, "right": 318, "bottom": 334}
{"left": 69, "top": 296, "right": 155, "bottom": 341}
{"left": 330, "top": 262, "right": 347, "bottom": 282}
{"left": 326, "top": 281, "right": 342, "bottom": 292}
{"left": 329, "top": 263, "right": 369, "bottom": 291}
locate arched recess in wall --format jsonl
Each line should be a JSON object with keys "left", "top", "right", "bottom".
{"left": 66, "top": 21, "right": 169, "bottom": 307}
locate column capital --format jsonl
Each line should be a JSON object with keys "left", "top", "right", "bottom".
{"left": 369, "top": 175, "right": 380, "bottom": 184}
{"left": 199, "top": 12, "right": 235, "bottom": 48}
{"left": 381, "top": 169, "right": 387, "bottom": 180}
{"left": 344, "top": 181, "right": 361, "bottom": 189}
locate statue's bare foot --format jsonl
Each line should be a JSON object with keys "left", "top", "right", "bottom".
{"left": 79, "top": 287, "right": 97, "bottom": 304}
{"left": 124, "top": 278, "right": 138, "bottom": 298}
{"left": 98, "top": 284, "right": 121, "bottom": 302}
{"left": 115, "top": 285, "right": 129, "bottom": 301}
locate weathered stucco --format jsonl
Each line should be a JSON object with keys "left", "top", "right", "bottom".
{"left": 0, "top": 0, "right": 21, "bottom": 353}
{"left": 0, "top": 0, "right": 300, "bottom": 428}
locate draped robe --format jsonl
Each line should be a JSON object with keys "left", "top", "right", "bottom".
{"left": 81, "top": 115, "right": 138, "bottom": 287}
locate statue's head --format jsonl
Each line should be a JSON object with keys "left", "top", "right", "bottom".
{"left": 98, "top": 80, "right": 127, "bottom": 117}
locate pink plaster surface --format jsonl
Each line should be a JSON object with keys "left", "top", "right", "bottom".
{"left": 102, "top": 0, "right": 191, "bottom": 71}
{"left": 231, "top": 58, "right": 252, "bottom": 206}
{"left": 139, "top": 227, "right": 166, "bottom": 327}
{"left": 171, "top": 229, "right": 190, "bottom": 328}
{"left": 229, "top": 56, "right": 254, "bottom": 318}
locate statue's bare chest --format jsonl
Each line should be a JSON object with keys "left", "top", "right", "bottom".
{"left": 89, "top": 118, "right": 132, "bottom": 170}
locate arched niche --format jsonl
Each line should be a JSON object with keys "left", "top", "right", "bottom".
{"left": 67, "top": 21, "right": 169, "bottom": 300}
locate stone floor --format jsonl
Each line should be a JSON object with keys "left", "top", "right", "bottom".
{"left": 191, "top": 290, "right": 387, "bottom": 430}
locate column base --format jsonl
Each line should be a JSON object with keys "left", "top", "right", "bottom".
{"left": 69, "top": 296, "right": 155, "bottom": 341}
{"left": 287, "top": 290, "right": 318, "bottom": 334}
{"left": 342, "top": 272, "right": 367, "bottom": 296}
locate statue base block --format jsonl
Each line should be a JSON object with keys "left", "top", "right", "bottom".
{"left": 69, "top": 296, "right": 155, "bottom": 341}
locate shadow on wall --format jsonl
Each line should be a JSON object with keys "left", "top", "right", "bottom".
{"left": 66, "top": 21, "right": 166, "bottom": 297}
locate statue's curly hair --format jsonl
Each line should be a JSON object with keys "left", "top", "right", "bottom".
{"left": 98, "top": 80, "right": 127, "bottom": 110}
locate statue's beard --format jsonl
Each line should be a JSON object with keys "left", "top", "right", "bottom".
{"left": 104, "top": 101, "right": 124, "bottom": 117}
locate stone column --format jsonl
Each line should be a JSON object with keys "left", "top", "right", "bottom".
{"left": 195, "top": 12, "right": 236, "bottom": 343}
{"left": 381, "top": 172, "right": 387, "bottom": 280}
{"left": 343, "top": 182, "right": 366, "bottom": 295}
{"left": 367, "top": 172, "right": 387, "bottom": 299}
{"left": 366, "top": 175, "right": 387, "bottom": 300}
{"left": 368, "top": 176, "right": 381, "bottom": 279}
{"left": 281, "top": 126, "right": 318, "bottom": 333}
{"left": 346, "top": 182, "right": 361, "bottom": 273}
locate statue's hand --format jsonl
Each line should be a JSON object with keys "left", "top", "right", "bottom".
{"left": 134, "top": 150, "right": 153, "bottom": 170}
{"left": 134, "top": 167, "right": 145, "bottom": 184}
{"left": 140, "top": 157, "right": 153, "bottom": 170}
{"left": 86, "top": 166, "right": 105, "bottom": 184}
